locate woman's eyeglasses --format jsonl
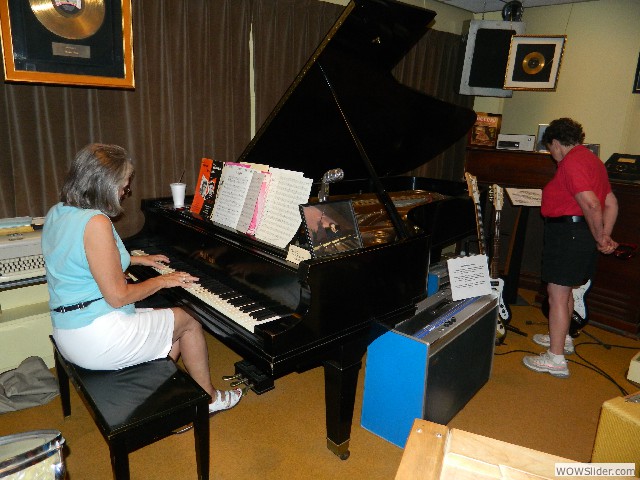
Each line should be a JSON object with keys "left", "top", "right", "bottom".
{"left": 613, "top": 243, "right": 637, "bottom": 260}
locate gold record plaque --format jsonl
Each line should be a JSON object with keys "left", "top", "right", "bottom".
{"left": 30, "top": 0, "right": 106, "bottom": 40}
{"left": 0, "top": 0, "right": 134, "bottom": 88}
{"left": 504, "top": 35, "right": 566, "bottom": 91}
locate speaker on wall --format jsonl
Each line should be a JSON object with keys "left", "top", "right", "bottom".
{"left": 459, "top": 20, "right": 525, "bottom": 98}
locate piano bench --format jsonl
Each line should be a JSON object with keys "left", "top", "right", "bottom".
{"left": 49, "top": 336, "right": 211, "bottom": 480}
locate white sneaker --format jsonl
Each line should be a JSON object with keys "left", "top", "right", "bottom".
{"left": 532, "top": 333, "right": 574, "bottom": 355}
{"left": 209, "top": 388, "right": 243, "bottom": 415}
{"left": 522, "top": 351, "right": 570, "bottom": 378}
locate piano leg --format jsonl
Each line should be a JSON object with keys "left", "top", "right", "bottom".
{"left": 323, "top": 336, "right": 368, "bottom": 460}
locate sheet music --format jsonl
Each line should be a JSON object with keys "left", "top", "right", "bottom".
{"left": 236, "top": 171, "right": 267, "bottom": 233}
{"left": 254, "top": 168, "right": 312, "bottom": 248}
{"left": 211, "top": 164, "right": 255, "bottom": 229}
{"left": 505, "top": 188, "right": 542, "bottom": 207}
{"left": 447, "top": 254, "right": 492, "bottom": 301}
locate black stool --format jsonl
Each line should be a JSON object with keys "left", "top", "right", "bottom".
{"left": 50, "top": 337, "right": 211, "bottom": 480}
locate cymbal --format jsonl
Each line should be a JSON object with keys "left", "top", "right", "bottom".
{"left": 30, "top": 0, "right": 105, "bottom": 40}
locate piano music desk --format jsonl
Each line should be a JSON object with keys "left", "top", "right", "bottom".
{"left": 0, "top": 282, "right": 53, "bottom": 372}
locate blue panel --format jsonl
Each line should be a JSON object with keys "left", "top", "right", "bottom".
{"left": 360, "top": 331, "right": 428, "bottom": 448}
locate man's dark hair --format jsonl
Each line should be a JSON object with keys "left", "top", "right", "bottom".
{"left": 541, "top": 118, "right": 585, "bottom": 147}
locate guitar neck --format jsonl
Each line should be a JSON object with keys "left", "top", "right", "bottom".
{"left": 490, "top": 211, "right": 501, "bottom": 278}
{"left": 474, "top": 204, "right": 486, "bottom": 255}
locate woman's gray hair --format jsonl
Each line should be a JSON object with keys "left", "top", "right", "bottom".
{"left": 60, "top": 144, "right": 134, "bottom": 217}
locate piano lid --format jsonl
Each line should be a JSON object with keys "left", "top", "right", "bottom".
{"left": 238, "top": 0, "right": 476, "bottom": 183}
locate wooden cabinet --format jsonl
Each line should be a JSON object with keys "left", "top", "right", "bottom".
{"left": 465, "top": 147, "right": 640, "bottom": 338}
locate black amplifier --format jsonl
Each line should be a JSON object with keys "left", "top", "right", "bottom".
{"left": 606, "top": 153, "right": 640, "bottom": 183}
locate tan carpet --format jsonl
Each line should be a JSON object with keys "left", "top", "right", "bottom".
{"left": 1, "top": 290, "right": 638, "bottom": 479}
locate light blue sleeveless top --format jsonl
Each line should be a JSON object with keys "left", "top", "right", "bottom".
{"left": 42, "top": 202, "right": 135, "bottom": 329}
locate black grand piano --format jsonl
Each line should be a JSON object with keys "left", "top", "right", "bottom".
{"left": 125, "top": 0, "right": 477, "bottom": 460}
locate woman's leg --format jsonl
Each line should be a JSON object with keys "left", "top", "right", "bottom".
{"left": 170, "top": 307, "right": 215, "bottom": 397}
{"left": 547, "top": 282, "right": 572, "bottom": 356}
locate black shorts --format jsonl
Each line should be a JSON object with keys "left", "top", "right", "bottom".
{"left": 541, "top": 222, "right": 597, "bottom": 287}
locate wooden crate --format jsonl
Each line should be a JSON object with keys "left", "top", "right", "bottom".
{"left": 396, "top": 419, "right": 577, "bottom": 480}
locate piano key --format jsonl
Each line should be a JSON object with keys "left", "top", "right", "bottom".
{"left": 131, "top": 249, "right": 283, "bottom": 332}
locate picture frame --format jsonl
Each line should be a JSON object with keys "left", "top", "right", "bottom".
{"left": 504, "top": 35, "right": 567, "bottom": 91}
{"left": 299, "top": 200, "right": 363, "bottom": 258}
{"left": 0, "top": 0, "right": 134, "bottom": 89}
{"left": 633, "top": 53, "right": 640, "bottom": 94}
{"left": 583, "top": 143, "right": 601, "bottom": 157}
{"left": 536, "top": 124, "right": 549, "bottom": 152}
{"left": 469, "top": 112, "right": 502, "bottom": 149}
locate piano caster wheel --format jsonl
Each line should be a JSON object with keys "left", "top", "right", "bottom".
{"left": 338, "top": 451, "right": 350, "bottom": 461}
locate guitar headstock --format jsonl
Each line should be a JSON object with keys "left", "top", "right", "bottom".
{"left": 464, "top": 172, "right": 481, "bottom": 204}
{"left": 490, "top": 184, "right": 504, "bottom": 211}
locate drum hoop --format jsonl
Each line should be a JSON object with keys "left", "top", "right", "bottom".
{"left": 0, "top": 430, "right": 65, "bottom": 478}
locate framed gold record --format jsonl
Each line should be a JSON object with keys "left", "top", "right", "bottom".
{"left": 0, "top": 0, "right": 134, "bottom": 88}
{"left": 504, "top": 35, "right": 566, "bottom": 91}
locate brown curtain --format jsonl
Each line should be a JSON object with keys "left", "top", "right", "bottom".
{"left": 251, "top": 0, "right": 343, "bottom": 128}
{"left": 0, "top": 0, "right": 252, "bottom": 238}
{"left": 394, "top": 29, "right": 475, "bottom": 181}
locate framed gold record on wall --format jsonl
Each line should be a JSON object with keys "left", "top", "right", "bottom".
{"left": 504, "top": 35, "right": 566, "bottom": 91}
{"left": 0, "top": 0, "right": 134, "bottom": 88}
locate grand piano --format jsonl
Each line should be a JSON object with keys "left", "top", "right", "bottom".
{"left": 125, "top": 0, "right": 477, "bottom": 459}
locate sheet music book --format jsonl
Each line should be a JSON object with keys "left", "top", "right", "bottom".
{"left": 200, "top": 160, "right": 223, "bottom": 218}
{"left": 235, "top": 170, "right": 267, "bottom": 233}
{"left": 190, "top": 158, "right": 213, "bottom": 215}
{"left": 209, "top": 163, "right": 312, "bottom": 248}
{"left": 253, "top": 167, "right": 313, "bottom": 248}
{"left": 210, "top": 163, "right": 256, "bottom": 229}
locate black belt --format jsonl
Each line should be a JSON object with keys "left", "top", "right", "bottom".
{"left": 545, "top": 215, "right": 585, "bottom": 223}
{"left": 53, "top": 297, "right": 103, "bottom": 313}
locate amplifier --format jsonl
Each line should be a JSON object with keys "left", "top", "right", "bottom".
{"left": 496, "top": 134, "right": 536, "bottom": 151}
{"left": 605, "top": 153, "right": 640, "bottom": 183}
{"left": 361, "top": 289, "right": 498, "bottom": 447}
{"left": 591, "top": 393, "right": 640, "bottom": 465}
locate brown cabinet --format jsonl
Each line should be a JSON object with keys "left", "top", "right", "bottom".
{"left": 466, "top": 147, "right": 640, "bottom": 338}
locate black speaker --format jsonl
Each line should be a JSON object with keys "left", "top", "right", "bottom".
{"left": 459, "top": 20, "right": 525, "bottom": 97}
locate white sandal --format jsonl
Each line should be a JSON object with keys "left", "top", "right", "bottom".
{"left": 208, "top": 388, "right": 243, "bottom": 415}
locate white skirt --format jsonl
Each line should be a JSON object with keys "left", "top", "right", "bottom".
{"left": 52, "top": 308, "right": 174, "bottom": 370}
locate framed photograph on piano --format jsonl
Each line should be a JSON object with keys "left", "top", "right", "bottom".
{"left": 299, "top": 200, "right": 363, "bottom": 258}
{"left": 469, "top": 113, "right": 501, "bottom": 149}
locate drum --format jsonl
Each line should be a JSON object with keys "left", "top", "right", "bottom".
{"left": 0, "top": 430, "right": 65, "bottom": 479}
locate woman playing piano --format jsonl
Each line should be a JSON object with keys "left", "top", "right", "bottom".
{"left": 42, "top": 143, "right": 242, "bottom": 414}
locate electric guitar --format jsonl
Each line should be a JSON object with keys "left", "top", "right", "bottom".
{"left": 488, "top": 184, "right": 512, "bottom": 325}
{"left": 465, "top": 173, "right": 507, "bottom": 345}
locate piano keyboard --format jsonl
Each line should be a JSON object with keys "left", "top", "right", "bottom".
{"left": 130, "top": 250, "right": 285, "bottom": 333}
{"left": 0, "top": 254, "right": 46, "bottom": 284}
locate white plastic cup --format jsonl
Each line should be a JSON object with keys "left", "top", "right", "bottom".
{"left": 170, "top": 182, "right": 186, "bottom": 208}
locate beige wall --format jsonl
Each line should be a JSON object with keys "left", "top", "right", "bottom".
{"left": 472, "top": 0, "right": 640, "bottom": 161}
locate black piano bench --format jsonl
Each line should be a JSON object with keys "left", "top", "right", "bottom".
{"left": 49, "top": 336, "right": 211, "bottom": 480}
